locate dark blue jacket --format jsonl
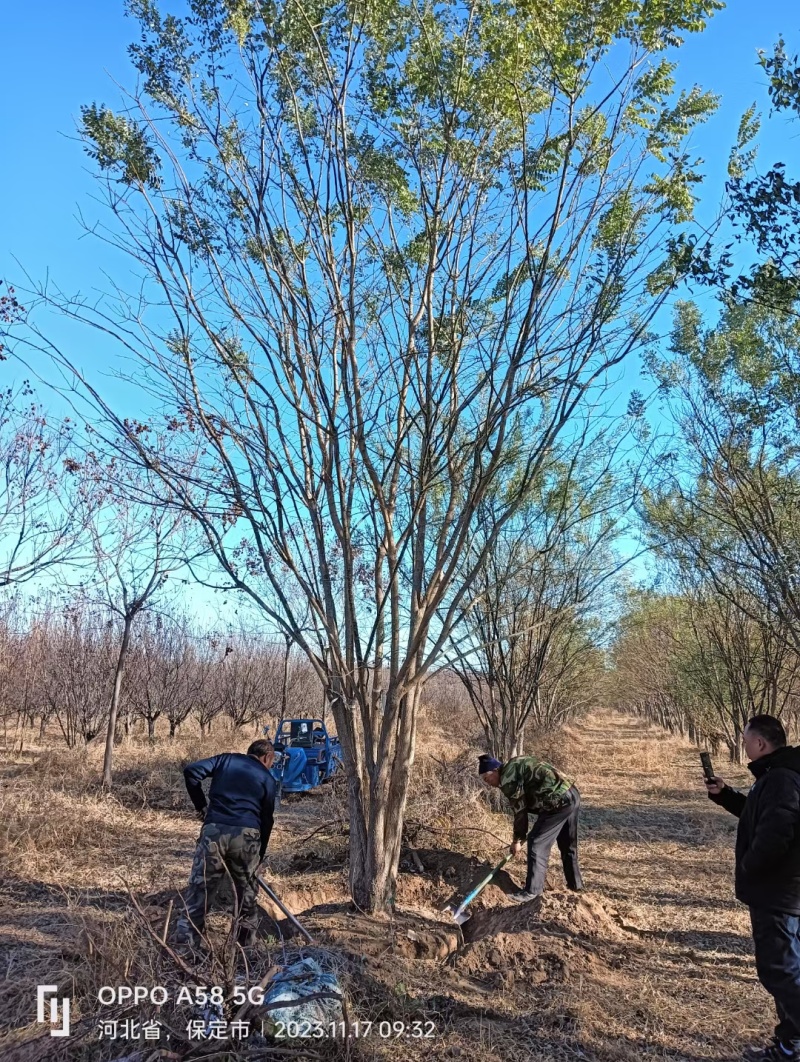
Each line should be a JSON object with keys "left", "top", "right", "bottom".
{"left": 184, "top": 753, "right": 276, "bottom": 859}
{"left": 710, "top": 745, "right": 800, "bottom": 913}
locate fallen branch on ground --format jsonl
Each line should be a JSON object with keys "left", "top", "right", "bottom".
{"left": 406, "top": 819, "right": 509, "bottom": 847}
{"left": 125, "top": 885, "right": 197, "bottom": 979}
{"left": 288, "top": 820, "right": 348, "bottom": 847}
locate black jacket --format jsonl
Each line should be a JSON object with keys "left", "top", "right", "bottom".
{"left": 184, "top": 753, "right": 276, "bottom": 859}
{"left": 709, "top": 745, "right": 800, "bottom": 913}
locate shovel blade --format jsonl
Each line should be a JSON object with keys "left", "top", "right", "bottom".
{"left": 452, "top": 910, "right": 471, "bottom": 925}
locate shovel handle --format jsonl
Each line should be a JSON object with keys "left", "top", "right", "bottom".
{"left": 255, "top": 876, "right": 315, "bottom": 943}
{"left": 451, "top": 853, "right": 512, "bottom": 920}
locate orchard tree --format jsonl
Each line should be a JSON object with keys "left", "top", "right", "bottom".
{"left": 77, "top": 460, "right": 193, "bottom": 788}
{"left": 535, "top": 619, "right": 605, "bottom": 733}
{"left": 0, "top": 387, "right": 84, "bottom": 587}
{"left": 41, "top": 0, "right": 720, "bottom": 910}
{"left": 1, "top": 287, "right": 85, "bottom": 585}
{"left": 682, "top": 583, "right": 800, "bottom": 760}
{"left": 611, "top": 584, "right": 800, "bottom": 760}
{"left": 191, "top": 634, "right": 229, "bottom": 737}
{"left": 447, "top": 448, "right": 627, "bottom": 759}
{"left": 41, "top": 607, "right": 116, "bottom": 748}
{"left": 220, "top": 632, "right": 282, "bottom": 729}
{"left": 640, "top": 37, "right": 800, "bottom": 657}
{"left": 611, "top": 591, "right": 703, "bottom": 738}
{"left": 129, "top": 612, "right": 198, "bottom": 739}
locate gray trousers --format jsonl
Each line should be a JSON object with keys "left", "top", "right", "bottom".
{"left": 525, "top": 786, "right": 583, "bottom": 895}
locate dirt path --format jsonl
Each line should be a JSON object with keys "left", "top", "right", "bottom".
{"left": 261, "top": 711, "right": 765, "bottom": 1061}
{"left": 0, "top": 711, "right": 770, "bottom": 1062}
{"left": 570, "top": 713, "right": 759, "bottom": 1059}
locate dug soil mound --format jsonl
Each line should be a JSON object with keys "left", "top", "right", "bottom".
{"left": 288, "top": 884, "right": 627, "bottom": 972}
{"left": 302, "top": 902, "right": 461, "bottom": 960}
{"left": 455, "top": 892, "right": 629, "bottom": 992}
{"left": 462, "top": 890, "right": 628, "bottom": 945}
{"left": 454, "top": 925, "right": 595, "bottom": 984}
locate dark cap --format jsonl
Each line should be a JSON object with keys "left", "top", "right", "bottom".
{"left": 478, "top": 754, "right": 502, "bottom": 774}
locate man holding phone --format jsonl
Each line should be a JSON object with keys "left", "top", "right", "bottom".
{"left": 704, "top": 716, "right": 800, "bottom": 1061}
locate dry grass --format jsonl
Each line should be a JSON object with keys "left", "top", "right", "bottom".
{"left": 0, "top": 709, "right": 770, "bottom": 1062}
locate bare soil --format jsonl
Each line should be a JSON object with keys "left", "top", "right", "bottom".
{"left": 0, "top": 713, "right": 766, "bottom": 1061}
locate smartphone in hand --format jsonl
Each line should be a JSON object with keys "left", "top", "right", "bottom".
{"left": 700, "top": 751, "right": 715, "bottom": 782}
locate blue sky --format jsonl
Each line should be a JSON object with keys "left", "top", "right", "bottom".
{"left": 0, "top": 0, "right": 798, "bottom": 604}
{"left": 1, "top": 0, "right": 798, "bottom": 382}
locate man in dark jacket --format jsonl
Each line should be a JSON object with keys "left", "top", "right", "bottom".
{"left": 479, "top": 753, "right": 583, "bottom": 904}
{"left": 176, "top": 739, "right": 276, "bottom": 948}
{"left": 706, "top": 715, "right": 800, "bottom": 1061}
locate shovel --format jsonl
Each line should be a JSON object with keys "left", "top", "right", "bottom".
{"left": 443, "top": 853, "right": 513, "bottom": 925}
{"left": 255, "top": 875, "right": 315, "bottom": 943}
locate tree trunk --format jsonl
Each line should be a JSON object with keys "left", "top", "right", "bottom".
{"left": 732, "top": 719, "right": 744, "bottom": 764}
{"left": 343, "top": 686, "right": 418, "bottom": 912}
{"left": 102, "top": 614, "right": 134, "bottom": 789}
{"left": 169, "top": 719, "right": 177, "bottom": 738}
{"left": 728, "top": 737, "right": 744, "bottom": 764}
{"left": 147, "top": 716, "right": 156, "bottom": 740}
{"left": 281, "top": 636, "right": 291, "bottom": 718}
{"left": 504, "top": 721, "right": 524, "bottom": 761}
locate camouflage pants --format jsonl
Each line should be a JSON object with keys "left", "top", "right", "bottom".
{"left": 176, "top": 824, "right": 261, "bottom": 945}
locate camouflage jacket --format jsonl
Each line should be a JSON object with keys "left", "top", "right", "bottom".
{"left": 499, "top": 756, "right": 575, "bottom": 839}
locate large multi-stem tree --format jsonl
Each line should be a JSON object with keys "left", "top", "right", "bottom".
{"left": 33, "top": 0, "right": 720, "bottom": 909}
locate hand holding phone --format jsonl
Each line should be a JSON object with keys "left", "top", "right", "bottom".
{"left": 700, "top": 751, "right": 725, "bottom": 793}
{"left": 700, "top": 751, "right": 715, "bottom": 782}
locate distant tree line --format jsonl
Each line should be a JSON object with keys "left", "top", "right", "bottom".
{"left": 610, "top": 589, "right": 800, "bottom": 762}
{"left": 0, "top": 599, "right": 322, "bottom": 748}
{"left": 599, "top": 38, "right": 800, "bottom": 764}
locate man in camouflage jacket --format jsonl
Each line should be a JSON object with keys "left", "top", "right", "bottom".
{"left": 176, "top": 739, "right": 276, "bottom": 947}
{"left": 479, "top": 752, "right": 583, "bottom": 903}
